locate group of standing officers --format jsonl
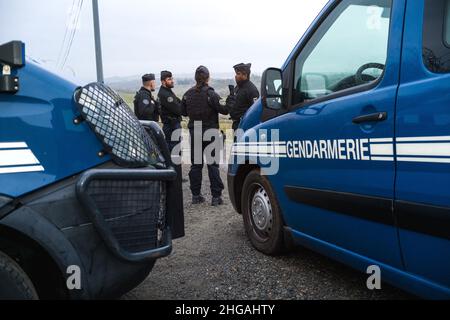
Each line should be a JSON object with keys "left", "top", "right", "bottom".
{"left": 133, "top": 63, "right": 259, "bottom": 207}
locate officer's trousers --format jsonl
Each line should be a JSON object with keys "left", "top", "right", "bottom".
{"left": 163, "top": 121, "right": 182, "bottom": 152}
{"left": 189, "top": 127, "right": 224, "bottom": 198}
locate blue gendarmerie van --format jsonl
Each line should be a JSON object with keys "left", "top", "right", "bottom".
{"left": 0, "top": 41, "right": 184, "bottom": 299}
{"left": 228, "top": 0, "right": 450, "bottom": 299}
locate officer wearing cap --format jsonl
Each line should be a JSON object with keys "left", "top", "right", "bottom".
{"left": 157, "top": 71, "right": 185, "bottom": 238}
{"left": 133, "top": 73, "right": 160, "bottom": 122}
{"left": 226, "top": 63, "right": 260, "bottom": 131}
{"left": 182, "top": 66, "right": 229, "bottom": 206}
{"left": 158, "top": 71, "right": 183, "bottom": 151}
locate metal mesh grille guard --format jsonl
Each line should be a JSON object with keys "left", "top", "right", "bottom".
{"left": 75, "top": 83, "right": 164, "bottom": 168}
{"left": 76, "top": 168, "right": 177, "bottom": 262}
{"left": 87, "top": 179, "right": 166, "bottom": 254}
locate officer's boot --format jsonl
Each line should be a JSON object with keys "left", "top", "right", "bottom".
{"left": 211, "top": 197, "right": 224, "bottom": 207}
{"left": 192, "top": 195, "right": 206, "bottom": 205}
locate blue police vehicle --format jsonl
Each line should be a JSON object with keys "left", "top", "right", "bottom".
{"left": 228, "top": 0, "right": 450, "bottom": 299}
{"left": 0, "top": 41, "right": 184, "bottom": 299}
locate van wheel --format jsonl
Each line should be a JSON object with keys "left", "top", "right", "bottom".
{"left": 0, "top": 250, "right": 38, "bottom": 300}
{"left": 241, "top": 169, "right": 285, "bottom": 255}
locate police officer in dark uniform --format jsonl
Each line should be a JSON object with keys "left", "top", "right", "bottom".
{"left": 226, "top": 63, "right": 260, "bottom": 131}
{"left": 158, "top": 71, "right": 183, "bottom": 152}
{"left": 182, "top": 66, "right": 229, "bottom": 206}
{"left": 133, "top": 73, "right": 160, "bottom": 122}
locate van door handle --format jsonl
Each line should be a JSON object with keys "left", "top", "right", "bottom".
{"left": 352, "top": 112, "right": 388, "bottom": 124}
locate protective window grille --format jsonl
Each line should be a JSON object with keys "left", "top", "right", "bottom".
{"left": 75, "top": 83, "right": 164, "bottom": 168}
{"left": 87, "top": 179, "right": 167, "bottom": 253}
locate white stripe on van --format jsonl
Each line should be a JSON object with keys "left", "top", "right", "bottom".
{"left": 370, "top": 143, "right": 394, "bottom": 156}
{"left": 0, "top": 165, "right": 44, "bottom": 174}
{"left": 232, "top": 136, "right": 450, "bottom": 164}
{"left": 397, "top": 157, "right": 450, "bottom": 164}
{"left": 0, "top": 142, "right": 28, "bottom": 149}
{"left": 397, "top": 143, "right": 450, "bottom": 157}
{"left": 397, "top": 136, "right": 450, "bottom": 142}
{"left": 0, "top": 149, "right": 40, "bottom": 167}
{"left": 370, "top": 138, "right": 394, "bottom": 143}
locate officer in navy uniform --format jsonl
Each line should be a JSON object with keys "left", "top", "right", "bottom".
{"left": 158, "top": 71, "right": 183, "bottom": 151}
{"left": 158, "top": 71, "right": 185, "bottom": 236}
{"left": 226, "top": 63, "right": 260, "bottom": 131}
{"left": 182, "top": 66, "right": 229, "bottom": 206}
{"left": 133, "top": 73, "right": 160, "bottom": 122}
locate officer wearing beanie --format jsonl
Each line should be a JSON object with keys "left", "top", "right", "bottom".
{"left": 158, "top": 71, "right": 183, "bottom": 151}
{"left": 226, "top": 63, "right": 260, "bottom": 131}
{"left": 182, "top": 66, "right": 229, "bottom": 206}
{"left": 134, "top": 73, "right": 160, "bottom": 122}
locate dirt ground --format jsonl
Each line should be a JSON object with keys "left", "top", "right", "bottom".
{"left": 123, "top": 166, "right": 413, "bottom": 300}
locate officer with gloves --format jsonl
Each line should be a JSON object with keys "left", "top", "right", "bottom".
{"left": 226, "top": 63, "right": 260, "bottom": 131}
{"left": 158, "top": 71, "right": 183, "bottom": 151}
{"left": 133, "top": 73, "right": 160, "bottom": 122}
{"left": 182, "top": 66, "right": 229, "bottom": 207}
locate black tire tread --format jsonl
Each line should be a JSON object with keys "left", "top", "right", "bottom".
{"left": 0, "top": 250, "right": 38, "bottom": 300}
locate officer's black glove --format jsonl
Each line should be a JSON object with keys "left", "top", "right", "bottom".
{"left": 226, "top": 95, "right": 236, "bottom": 106}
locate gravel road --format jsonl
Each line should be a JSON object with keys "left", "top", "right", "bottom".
{"left": 123, "top": 166, "right": 413, "bottom": 300}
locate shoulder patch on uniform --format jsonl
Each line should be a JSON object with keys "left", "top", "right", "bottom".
{"left": 143, "top": 99, "right": 150, "bottom": 105}
{"left": 167, "top": 97, "right": 174, "bottom": 103}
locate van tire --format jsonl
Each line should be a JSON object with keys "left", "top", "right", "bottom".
{"left": 241, "top": 169, "right": 286, "bottom": 255}
{"left": 0, "top": 250, "right": 39, "bottom": 300}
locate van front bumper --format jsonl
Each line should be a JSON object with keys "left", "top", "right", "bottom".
{"left": 227, "top": 171, "right": 240, "bottom": 214}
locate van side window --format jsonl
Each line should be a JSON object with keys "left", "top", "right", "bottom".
{"left": 292, "top": 0, "right": 392, "bottom": 106}
{"left": 423, "top": 0, "right": 450, "bottom": 73}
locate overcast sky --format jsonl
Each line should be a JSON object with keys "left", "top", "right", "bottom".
{"left": 1, "top": 0, "right": 329, "bottom": 82}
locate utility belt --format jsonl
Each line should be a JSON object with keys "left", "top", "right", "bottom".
{"left": 162, "top": 116, "right": 181, "bottom": 127}
{"left": 188, "top": 120, "right": 220, "bottom": 130}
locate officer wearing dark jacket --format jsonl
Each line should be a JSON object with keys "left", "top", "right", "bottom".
{"left": 226, "top": 63, "right": 260, "bottom": 130}
{"left": 158, "top": 71, "right": 185, "bottom": 234}
{"left": 182, "top": 66, "right": 228, "bottom": 206}
{"left": 133, "top": 73, "right": 160, "bottom": 122}
{"left": 158, "top": 71, "right": 183, "bottom": 151}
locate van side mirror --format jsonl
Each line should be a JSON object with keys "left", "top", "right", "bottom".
{"left": 0, "top": 41, "right": 25, "bottom": 68}
{"left": 261, "top": 68, "right": 283, "bottom": 110}
{"left": 0, "top": 41, "right": 25, "bottom": 94}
